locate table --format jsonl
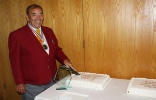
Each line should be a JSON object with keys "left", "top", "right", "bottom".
{"left": 35, "top": 78, "right": 155, "bottom": 100}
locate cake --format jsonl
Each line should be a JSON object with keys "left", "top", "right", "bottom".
{"left": 126, "top": 78, "right": 156, "bottom": 98}
{"left": 69, "top": 72, "right": 111, "bottom": 90}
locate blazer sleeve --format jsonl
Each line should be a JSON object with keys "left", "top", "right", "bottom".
{"left": 8, "top": 32, "right": 24, "bottom": 85}
{"left": 50, "top": 29, "right": 69, "bottom": 64}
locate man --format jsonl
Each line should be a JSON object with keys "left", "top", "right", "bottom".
{"left": 8, "top": 4, "right": 73, "bottom": 100}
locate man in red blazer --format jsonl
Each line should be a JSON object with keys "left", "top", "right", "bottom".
{"left": 8, "top": 4, "right": 73, "bottom": 100}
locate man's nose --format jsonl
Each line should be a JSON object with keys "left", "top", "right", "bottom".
{"left": 36, "top": 15, "right": 42, "bottom": 19}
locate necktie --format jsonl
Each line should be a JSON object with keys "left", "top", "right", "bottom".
{"left": 36, "top": 29, "right": 42, "bottom": 44}
{"left": 36, "top": 29, "right": 40, "bottom": 35}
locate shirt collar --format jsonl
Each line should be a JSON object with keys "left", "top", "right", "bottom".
{"left": 27, "top": 23, "right": 41, "bottom": 31}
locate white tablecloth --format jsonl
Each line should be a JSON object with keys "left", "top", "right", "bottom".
{"left": 35, "top": 78, "right": 155, "bottom": 100}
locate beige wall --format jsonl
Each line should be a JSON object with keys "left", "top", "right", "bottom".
{"left": 0, "top": 0, "right": 156, "bottom": 100}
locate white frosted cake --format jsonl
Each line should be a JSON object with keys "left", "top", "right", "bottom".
{"left": 126, "top": 78, "right": 156, "bottom": 98}
{"left": 69, "top": 72, "right": 111, "bottom": 90}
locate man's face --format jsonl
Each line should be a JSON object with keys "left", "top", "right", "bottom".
{"left": 26, "top": 8, "right": 44, "bottom": 29}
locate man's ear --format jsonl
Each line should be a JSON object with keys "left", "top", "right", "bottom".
{"left": 26, "top": 15, "right": 29, "bottom": 21}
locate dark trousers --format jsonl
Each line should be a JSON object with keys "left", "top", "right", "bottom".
{"left": 22, "top": 81, "right": 55, "bottom": 100}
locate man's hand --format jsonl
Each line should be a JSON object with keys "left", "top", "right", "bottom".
{"left": 63, "top": 59, "right": 80, "bottom": 75}
{"left": 16, "top": 84, "right": 26, "bottom": 94}
{"left": 63, "top": 59, "right": 77, "bottom": 71}
{"left": 63, "top": 59, "right": 72, "bottom": 68}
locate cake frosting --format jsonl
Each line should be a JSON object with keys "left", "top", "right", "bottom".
{"left": 69, "top": 72, "right": 111, "bottom": 90}
{"left": 126, "top": 78, "right": 156, "bottom": 98}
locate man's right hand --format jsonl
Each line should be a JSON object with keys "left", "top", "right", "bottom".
{"left": 16, "top": 84, "right": 26, "bottom": 94}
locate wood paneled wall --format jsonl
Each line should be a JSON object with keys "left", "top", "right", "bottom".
{"left": 0, "top": 0, "right": 156, "bottom": 100}
{"left": 42, "top": 0, "right": 84, "bottom": 71}
{"left": 84, "top": 0, "right": 156, "bottom": 79}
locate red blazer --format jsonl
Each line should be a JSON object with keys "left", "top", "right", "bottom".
{"left": 8, "top": 25, "right": 69, "bottom": 85}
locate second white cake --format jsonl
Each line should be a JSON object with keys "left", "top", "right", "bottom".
{"left": 126, "top": 78, "right": 156, "bottom": 98}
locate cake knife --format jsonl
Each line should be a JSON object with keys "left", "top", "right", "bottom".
{"left": 61, "top": 65, "right": 80, "bottom": 75}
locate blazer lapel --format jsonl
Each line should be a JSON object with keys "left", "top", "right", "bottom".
{"left": 25, "top": 25, "right": 48, "bottom": 55}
